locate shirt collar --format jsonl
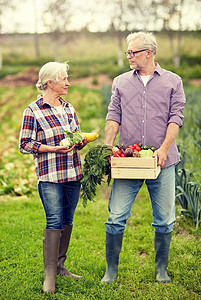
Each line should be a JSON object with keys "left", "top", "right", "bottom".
{"left": 133, "top": 62, "right": 162, "bottom": 76}
{"left": 37, "top": 95, "right": 69, "bottom": 108}
{"left": 154, "top": 63, "right": 162, "bottom": 75}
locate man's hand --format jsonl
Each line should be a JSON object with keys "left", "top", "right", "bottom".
{"left": 153, "top": 123, "right": 180, "bottom": 167}
{"left": 153, "top": 148, "right": 168, "bottom": 167}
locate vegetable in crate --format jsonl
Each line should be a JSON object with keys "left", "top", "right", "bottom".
{"left": 128, "top": 143, "right": 141, "bottom": 152}
{"left": 139, "top": 149, "right": 154, "bottom": 158}
{"left": 112, "top": 146, "right": 122, "bottom": 157}
{"left": 80, "top": 144, "right": 113, "bottom": 206}
{"left": 125, "top": 148, "right": 134, "bottom": 157}
{"left": 133, "top": 151, "right": 140, "bottom": 157}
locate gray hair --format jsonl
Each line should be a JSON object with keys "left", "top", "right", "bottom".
{"left": 126, "top": 32, "right": 157, "bottom": 55}
{"left": 36, "top": 61, "right": 69, "bottom": 91}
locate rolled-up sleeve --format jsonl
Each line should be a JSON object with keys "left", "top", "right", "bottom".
{"left": 19, "top": 107, "right": 41, "bottom": 155}
{"left": 106, "top": 78, "right": 122, "bottom": 124}
{"left": 168, "top": 77, "right": 186, "bottom": 127}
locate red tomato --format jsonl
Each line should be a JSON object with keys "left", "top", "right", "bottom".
{"left": 121, "top": 154, "right": 126, "bottom": 157}
{"left": 116, "top": 149, "right": 122, "bottom": 156}
{"left": 135, "top": 145, "right": 141, "bottom": 151}
{"left": 128, "top": 145, "right": 135, "bottom": 150}
{"left": 133, "top": 143, "right": 139, "bottom": 148}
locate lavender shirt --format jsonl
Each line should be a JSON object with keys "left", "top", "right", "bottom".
{"left": 106, "top": 63, "right": 186, "bottom": 168}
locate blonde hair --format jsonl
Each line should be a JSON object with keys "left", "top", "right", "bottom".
{"left": 127, "top": 32, "right": 157, "bottom": 55}
{"left": 36, "top": 61, "right": 69, "bottom": 91}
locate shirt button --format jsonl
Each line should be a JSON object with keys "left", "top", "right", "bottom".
{"left": 142, "top": 120, "right": 144, "bottom": 123}
{"left": 142, "top": 136, "right": 144, "bottom": 138}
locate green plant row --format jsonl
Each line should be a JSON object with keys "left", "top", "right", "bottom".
{"left": 175, "top": 150, "right": 201, "bottom": 236}
{"left": 1, "top": 54, "right": 201, "bottom": 80}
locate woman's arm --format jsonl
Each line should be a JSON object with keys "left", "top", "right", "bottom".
{"left": 38, "top": 144, "right": 76, "bottom": 153}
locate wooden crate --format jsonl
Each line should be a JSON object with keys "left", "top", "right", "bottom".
{"left": 111, "top": 156, "right": 161, "bottom": 179}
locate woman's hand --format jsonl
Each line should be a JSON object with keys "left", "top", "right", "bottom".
{"left": 38, "top": 144, "right": 76, "bottom": 153}
{"left": 38, "top": 138, "right": 88, "bottom": 154}
{"left": 54, "top": 144, "right": 76, "bottom": 153}
{"left": 76, "top": 137, "right": 88, "bottom": 150}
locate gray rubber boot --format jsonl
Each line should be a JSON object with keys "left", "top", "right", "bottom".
{"left": 57, "top": 225, "right": 82, "bottom": 280}
{"left": 101, "top": 232, "right": 124, "bottom": 284}
{"left": 43, "top": 229, "right": 61, "bottom": 293}
{"left": 155, "top": 231, "right": 172, "bottom": 283}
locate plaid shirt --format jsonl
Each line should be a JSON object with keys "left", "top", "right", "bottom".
{"left": 19, "top": 96, "right": 82, "bottom": 183}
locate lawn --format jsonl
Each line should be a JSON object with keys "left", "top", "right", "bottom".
{"left": 0, "top": 185, "right": 200, "bottom": 300}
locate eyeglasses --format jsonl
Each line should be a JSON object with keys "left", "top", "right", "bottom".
{"left": 124, "top": 49, "right": 149, "bottom": 58}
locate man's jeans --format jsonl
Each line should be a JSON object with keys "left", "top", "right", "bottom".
{"left": 38, "top": 181, "right": 81, "bottom": 229}
{"left": 105, "top": 165, "right": 175, "bottom": 234}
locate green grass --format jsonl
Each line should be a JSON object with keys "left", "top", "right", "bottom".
{"left": 0, "top": 186, "right": 201, "bottom": 300}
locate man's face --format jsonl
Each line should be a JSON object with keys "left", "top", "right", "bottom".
{"left": 127, "top": 38, "right": 148, "bottom": 70}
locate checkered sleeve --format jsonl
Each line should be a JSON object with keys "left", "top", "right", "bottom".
{"left": 74, "top": 110, "right": 81, "bottom": 131}
{"left": 19, "top": 107, "right": 41, "bottom": 155}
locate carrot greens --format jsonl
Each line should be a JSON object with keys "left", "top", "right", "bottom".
{"left": 80, "top": 145, "right": 113, "bottom": 206}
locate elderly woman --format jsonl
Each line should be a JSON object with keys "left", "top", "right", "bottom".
{"left": 19, "top": 61, "right": 87, "bottom": 293}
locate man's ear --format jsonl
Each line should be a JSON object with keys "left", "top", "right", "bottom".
{"left": 147, "top": 49, "right": 153, "bottom": 58}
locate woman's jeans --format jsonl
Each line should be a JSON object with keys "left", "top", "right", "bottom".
{"left": 38, "top": 181, "right": 81, "bottom": 229}
{"left": 105, "top": 165, "right": 175, "bottom": 235}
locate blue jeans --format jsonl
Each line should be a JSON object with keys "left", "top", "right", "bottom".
{"left": 105, "top": 165, "right": 175, "bottom": 234}
{"left": 38, "top": 181, "right": 81, "bottom": 229}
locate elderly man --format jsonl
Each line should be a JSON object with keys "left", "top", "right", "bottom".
{"left": 101, "top": 32, "right": 186, "bottom": 284}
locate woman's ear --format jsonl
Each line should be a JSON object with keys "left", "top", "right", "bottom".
{"left": 46, "top": 80, "right": 53, "bottom": 88}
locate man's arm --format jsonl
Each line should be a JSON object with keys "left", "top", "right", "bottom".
{"left": 104, "top": 120, "right": 119, "bottom": 146}
{"left": 154, "top": 122, "right": 180, "bottom": 167}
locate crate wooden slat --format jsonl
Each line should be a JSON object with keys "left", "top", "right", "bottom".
{"left": 111, "top": 156, "right": 161, "bottom": 179}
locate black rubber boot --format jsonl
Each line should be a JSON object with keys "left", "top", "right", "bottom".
{"left": 155, "top": 231, "right": 172, "bottom": 283}
{"left": 43, "top": 229, "right": 61, "bottom": 293}
{"left": 101, "top": 232, "right": 124, "bottom": 284}
{"left": 57, "top": 225, "right": 82, "bottom": 280}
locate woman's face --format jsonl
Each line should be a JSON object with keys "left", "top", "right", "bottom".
{"left": 49, "top": 70, "right": 70, "bottom": 95}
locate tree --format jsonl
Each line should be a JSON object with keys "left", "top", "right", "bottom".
{"left": 0, "top": 0, "right": 15, "bottom": 33}
{"left": 91, "top": 0, "right": 149, "bottom": 67}
{"left": 43, "top": 0, "right": 73, "bottom": 33}
{"left": 151, "top": 0, "right": 201, "bottom": 67}
{"left": 0, "top": 0, "right": 16, "bottom": 69}
{"left": 42, "top": 0, "right": 74, "bottom": 60}
{"left": 32, "top": 0, "right": 40, "bottom": 57}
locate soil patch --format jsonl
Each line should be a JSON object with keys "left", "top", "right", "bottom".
{"left": 0, "top": 67, "right": 112, "bottom": 89}
{"left": 0, "top": 67, "right": 200, "bottom": 88}
{"left": 0, "top": 67, "right": 39, "bottom": 88}
{"left": 189, "top": 78, "right": 201, "bottom": 87}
